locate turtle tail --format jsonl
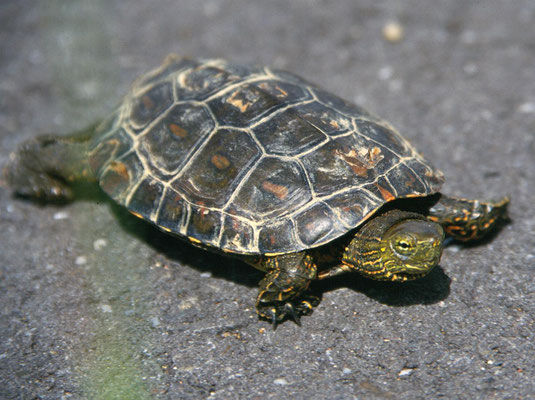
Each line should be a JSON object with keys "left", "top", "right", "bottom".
{"left": 3, "top": 124, "right": 98, "bottom": 202}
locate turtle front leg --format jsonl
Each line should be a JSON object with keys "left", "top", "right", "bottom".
{"left": 428, "top": 194, "right": 509, "bottom": 241}
{"left": 3, "top": 126, "right": 96, "bottom": 202}
{"left": 251, "top": 252, "right": 318, "bottom": 327}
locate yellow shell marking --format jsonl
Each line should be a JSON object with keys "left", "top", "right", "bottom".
{"left": 130, "top": 211, "right": 143, "bottom": 219}
{"left": 188, "top": 236, "right": 202, "bottom": 244}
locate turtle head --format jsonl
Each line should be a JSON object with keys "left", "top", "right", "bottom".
{"left": 342, "top": 211, "right": 445, "bottom": 282}
{"left": 378, "top": 219, "right": 445, "bottom": 281}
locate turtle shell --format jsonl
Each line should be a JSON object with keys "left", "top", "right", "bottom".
{"left": 88, "top": 55, "right": 444, "bottom": 255}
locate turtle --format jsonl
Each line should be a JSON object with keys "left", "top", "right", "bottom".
{"left": 4, "top": 55, "right": 509, "bottom": 326}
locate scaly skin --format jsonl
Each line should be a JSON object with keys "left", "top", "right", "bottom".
{"left": 3, "top": 126, "right": 97, "bottom": 201}
{"left": 338, "top": 210, "right": 444, "bottom": 282}
{"left": 427, "top": 194, "right": 509, "bottom": 241}
{"left": 248, "top": 252, "right": 319, "bottom": 328}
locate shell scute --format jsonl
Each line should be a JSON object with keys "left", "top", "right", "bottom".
{"left": 253, "top": 108, "right": 326, "bottom": 156}
{"left": 98, "top": 151, "right": 143, "bottom": 202}
{"left": 171, "top": 128, "right": 262, "bottom": 209}
{"left": 256, "top": 79, "right": 311, "bottom": 104}
{"left": 299, "top": 133, "right": 393, "bottom": 197}
{"left": 219, "top": 215, "right": 255, "bottom": 253}
{"left": 89, "top": 128, "right": 132, "bottom": 176}
{"left": 208, "top": 79, "right": 313, "bottom": 128}
{"left": 258, "top": 218, "right": 297, "bottom": 254}
{"left": 226, "top": 157, "right": 313, "bottom": 222}
{"left": 129, "top": 81, "right": 174, "bottom": 131}
{"left": 386, "top": 163, "right": 428, "bottom": 196}
{"left": 354, "top": 118, "right": 410, "bottom": 156}
{"left": 155, "top": 188, "right": 187, "bottom": 233}
{"left": 128, "top": 177, "right": 164, "bottom": 222}
{"left": 294, "top": 202, "right": 338, "bottom": 246}
{"left": 174, "top": 61, "right": 252, "bottom": 101}
{"left": 208, "top": 83, "right": 280, "bottom": 127}
{"left": 137, "top": 103, "right": 215, "bottom": 177}
{"left": 186, "top": 203, "right": 221, "bottom": 246}
{"left": 290, "top": 101, "right": 353, "bottom": 137}
{"left": 324, "top": 188, "right": 379, "bottom": 228}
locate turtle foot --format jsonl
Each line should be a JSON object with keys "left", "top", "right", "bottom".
{"left": 4, "top": 130, "right": 95, "bottom": 203}
{"left": 428, "top": 195, "right": 510, "bottom": 241}
{"left": 4, "top": 144, "right": 74, "bottom": 202}
{"left": 256, "top": 294, "right": 320, "bottom": 328}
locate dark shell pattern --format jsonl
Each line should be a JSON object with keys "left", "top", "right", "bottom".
{"left": 89, "top": 55, "right": 444, "bottom": 255}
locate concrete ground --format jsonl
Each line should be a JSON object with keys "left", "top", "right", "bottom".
{"left": 1, "top": 1, "right": 534, "bottom": 398}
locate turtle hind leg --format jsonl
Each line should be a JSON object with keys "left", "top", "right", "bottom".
{"left": 250, "top": 252, "right": 319, "bottom": 327}
{"left": 3, "top": 125, "right": 97, "bottom": 202}
{"left": 428, "top": 194, "right": 509, "bottom": 242}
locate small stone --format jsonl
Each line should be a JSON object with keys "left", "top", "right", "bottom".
{"left": 448, "top": 243, "right": 462, "bottom": 253}
{"left": 53, "top": 211, "right": 69, "bottom": 220}
{"left": 398, "top": 367, "right": 415, "bottom": 377}
{"left": 200, "top": 272, "right": 212, "bottom": 278}
{"left": 273, "top": 378, "right": 288, "bottom": 386}
{"left": 178, "top": 297, "right": 198, "bottom": 310}
{"left": 151, "top": 317, "right": 160, "bottom": 327}
{"left": 100, "top": 304, "right": 112, "bottom": 313}
{"left": 75, "top": 255, "right": 87, "bottom": 266}
{"left": 342, "top": 368, "right": 352, "bottom": 375}
{"left": 382, "top": 21, "right": 404, "bottom": 43}
{"left": 93, "top": 238, "right": 108, "bottom": 251}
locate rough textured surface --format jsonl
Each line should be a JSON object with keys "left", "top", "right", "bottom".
{"left": 1, "top": 1, "right": 534, "bottom": 398}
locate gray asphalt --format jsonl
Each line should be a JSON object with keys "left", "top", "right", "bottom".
{"left": 1, "top": 1, "right": 534, "bottom": 399}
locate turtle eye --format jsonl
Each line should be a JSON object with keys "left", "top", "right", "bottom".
{"left": 398, "top": 240, "right": 410, "bottom": 249}
{"left": 393, "top": 235, "right": 416, "bottom": 255}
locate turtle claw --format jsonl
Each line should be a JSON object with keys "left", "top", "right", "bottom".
{"left": 256, "top": 306, "right": 280, "bottom": 330}
{"left": 259, "top": 305, "right": 296, "bottom": 327}
{"left": 284, "top": 303, "right": 301, "bottom": 326}
{"left": 256, "top": 295, "right": 319, "bottom": 326}
{"left": 271, "top": 313, "right": 279, "bottom": 331}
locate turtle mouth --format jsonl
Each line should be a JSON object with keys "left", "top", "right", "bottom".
{"left": 389, "top": 270, "right": 431, "bottom": 282}
{"left": 370, "top": 265, "right": 434, "bottom": 282}
{"left": 388, "top": 259, "right": 439, "bottom": 281}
